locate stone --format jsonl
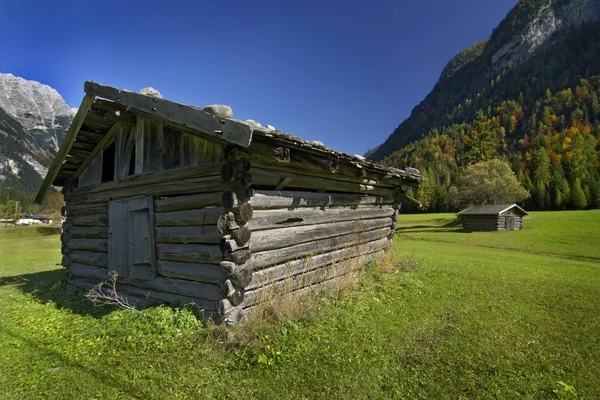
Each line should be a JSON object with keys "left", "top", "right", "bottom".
{"left": 139, "top": 87, "right": 163, "bottom": 99}
{"left": 245, "top": 119, "right": 262, "bottom": 128}
{"left": 203, "top": 104, "right": 233, "bottom": 118}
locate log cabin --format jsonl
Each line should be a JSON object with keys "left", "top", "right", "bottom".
{"left": 458, "top": 204, "right": 528, "bottom": 232}
{"left": 35, "top": 82, "right": 423, "bottom": 324}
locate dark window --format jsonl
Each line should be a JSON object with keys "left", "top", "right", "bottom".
{"left": 102, "top": 142, "right": 116, "bottom": 182}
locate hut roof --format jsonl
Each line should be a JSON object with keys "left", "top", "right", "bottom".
{"left": 458, "top": 204, "right": 528, "bottom": 216}
{"left": 35, "top": 81, "right": 423, "bottom": 203}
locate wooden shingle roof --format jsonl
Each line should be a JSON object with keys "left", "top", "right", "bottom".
{"left": 36, "top": 81, "right": 423, "bottom": 203}
{"left": 458, "top": 204, "right": 528, "bottom": 216}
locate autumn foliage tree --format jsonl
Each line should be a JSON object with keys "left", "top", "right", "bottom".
{"left": 449, "top": 159, "right": 530, "bottom": 209}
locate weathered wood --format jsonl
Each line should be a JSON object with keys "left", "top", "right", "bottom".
{"left": 84, "top": 81, "right": 253, "bottom": 147}
{"left": 71, "top": 162, "right": 224, "bottom": 197}
{"left": 232, "top": 203, "right": 253, "bottom": 223}
{"left": 251, "top": 168, "right": 393, "bottom": 195}
{"left": 69, "top": 262, "right": 224, "bottom": 301}
{"left": 35, "top": 93, "right": 95, "bottom": 203}
{"left": 247, "top": 237, "right": 389, "bottom": 290}
{"left": 68, "top": 226, "right": 108, "bottom": 239}
{"left": 62, "top": 255, "right": 72, "bottom": 268}
{"left": 69, "top": 251, "right": 108, "bottom": 267}
{"left": 223, "top": 279, "right": 245, "bottom": 306}
{"left": 70, "top": 214, "right": 107, "bottom": 227}
{"left": 220, "top": 298, "right": 248, "bottom": 325}
{"left": 157, "top": 243, "right": 222, "bottom": 264}
{"left": 68, "top": 203, "right": 108, "bottom": 216}
{"left": 248, "top": 205, "right": 395, "bottom": 231}
{"left": 229, "top": 225, "right": 251, "bottom": 246}
{"left": 155, "top": 208, "right": 222, "bottom": 227}
{"left": 134, "top": 117, "right": 146, "bottom": 174}
{"left": 221, "top": 261, "right": 253, "bottom": 288}
{"left": 66, "top": 238, "right": 108, "bottom": 252}
{"left": 154, "top": 192, "right": 222, "bottom": 212}
{"left": 223, "top": 249, "right": 251, "bottom": 264}
{"left": 108, "top": 197, "right": 157, "bottom": 280}
{"left": 221, "top": 191, "right": 239, "bottom": 210}
{"left": 155, "top": 226, "right": 221, "bottom": 244}
{"left": 78, "top": 151, "right": 103, "bottom": 187}
{"left": 249, "top": 190, "right": 395, "bottom": 210}
{"left": 68, "top": 277, "right": 220, "bottom": 315}
{"left": 220, "top": 164, "right": 237, "bottom": 182}
{"left": 157, "top": 260, "right": 226, "bottom": 283}
{"left": 143, "top": 120, "right": 163, "bottom": 173}
{"left": 70, "top": 175, "right": 230, "bottom": 205}
{"left": 243, "top": 249, "right": 385, "bottom": 307}
{"left": 72, "top": 122, "right": 126, "bottom": 181}
{"left": 247, "top": 226, "right": 391, "bottom": 271}
{"left": 247, "top": 217, "right": 392, "bottom": 253}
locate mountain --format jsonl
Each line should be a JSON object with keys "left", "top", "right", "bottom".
{"left": 369, "top": 0, "right": 600, "bottom": 211}
{"left": 0, "top": 74, "right": 74, "bottom": 191}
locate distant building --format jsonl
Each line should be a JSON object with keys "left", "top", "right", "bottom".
{"left": 458, "top": 204, "right": 528, "bottom": 232}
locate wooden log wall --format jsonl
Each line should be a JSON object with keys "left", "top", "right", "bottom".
{"left": 61, "top": 133, "right": 409, "bottom": 325}
{"left": 213, "top": 147, "right": 400, "bottom": 324}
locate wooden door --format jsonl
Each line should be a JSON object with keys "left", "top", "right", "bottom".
{"left": 505, "top": 215, "right": 515, "bottom": 230}
{"left": 108, "top": 197, "right": 156, "bottom": 280}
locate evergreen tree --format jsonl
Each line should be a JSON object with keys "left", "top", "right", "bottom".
{"left": 571, "top": 179, "right": 588, "bottom": 209}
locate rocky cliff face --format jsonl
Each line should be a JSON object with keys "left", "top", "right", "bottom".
{"left": 0, "top": 73, "right": 74, "bottom": 153}
{"left": 491, "top": 0, "right": 600, "bottom": 72}
{"left": 0, "top": 74, "right": 74, "bottom": 190}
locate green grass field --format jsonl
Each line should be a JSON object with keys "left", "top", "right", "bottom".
{"left": 1, "top": 211, "right": 599, "bottom": 399}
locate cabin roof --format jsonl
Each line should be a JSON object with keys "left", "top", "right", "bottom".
{"left": 458, "top": 204, "right": 528, "bottom": 216}
{"left": 36, "top": 81, "right": 423, "bottom": 203}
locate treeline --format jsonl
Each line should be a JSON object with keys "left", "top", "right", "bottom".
{"left": 382, "top": 77, "right": 600, "bottom": 212}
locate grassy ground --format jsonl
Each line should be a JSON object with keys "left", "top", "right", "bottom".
{"left": 0, "top": 211, "right": 599, "bottom": 399}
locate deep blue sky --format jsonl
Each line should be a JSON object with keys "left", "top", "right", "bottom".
{"left": 0, "top": 0, "right": 517, "bottom": 156}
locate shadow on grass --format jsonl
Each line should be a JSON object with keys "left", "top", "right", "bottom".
{"left": 400, "top": 228, "right": 464, "bottom": 234}
{"left": 0, "top": 269, "right": 114, "bottom": 318}
{"left": 36, "top": 226, "right": 62, "bottom": 236}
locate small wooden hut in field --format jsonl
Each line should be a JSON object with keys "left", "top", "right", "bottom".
{"left": 35, "top": 82, "right": 422, "bottom": 324}
{"left": 458, "top": 204, "right": 528, "bottom": 232}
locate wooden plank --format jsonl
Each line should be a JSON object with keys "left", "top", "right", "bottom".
{"left": 71, "top": 122, "right": 126, "bottom": 181}
{"left": 66, "top": 238, "right": 108, "bottom": 252}
{"left": 243, "top": 249, "right": 386, "bottom": 307}
{"left": 77, "top": 151, "right": 103, "bottom": 187}
{"left": 68, "top": 226, "right": 108, "bottom": 239}
{"left": 250, "top": 168, "right": 394, "bottom": 195}
{"left": 108, "top": 199, "right": 129, "bottom": 276}
{"left": 35, "top": 93, "right": 95, "bottom": 203}
{"left": 69, "top": 278, "right": 220, "bottom": 318}
{"left": 69, "top": 176, "right": 231, "bottom": 205}
{"left": 154, "top": 192, "right": 222, "bottom": 212}
{"left": 248, "top": 190, "right": 395, "bottom": 210}
{"left": 161, "top": 126, "right": 182, "bottom": 171}
{"left": 246, "top": 226, "right": 391, "bottom": 271}
{"left": 68, "top": 265, "right": 223, "bottom": 302}
{"left": 157, "top": 260, "right": 226, "bottom": 284}
{"left": 69, "top": 251, "right": 108, "bottom": 267}
{"left": 143, "top": 120, "right": 163, "bottom": 173}
{"left": 68, "top": 203, "right": 108, "bottom": 216}
{"left": 155, "top": 225, "right": 221, "bottom": 244}
{"left": 128, "top": 197, "right": 157, "bottom": 280}
{"left": 246, "top": 217, "right": 392, "bottom": 253}
{"left": 156, "top": 243, "right": 222, "bottom": 264}
{"left": 155, "top": 208, "right": 222, "bottom": 227}
{"left": 247, "top": 238, "right": 390, "bottom": 290}
{"left": 70, "top": 162, "right": 224, "bottom": 196}
{"left": 248, "top": 205, "right": 395, "bottom": 231}
{"left": 84, "top": 81, "right": 253, "bottom": 147}
{"left": 134, "top": 117, "right": 145, "bottom": 175}
{"left": 70, "top": 214, "right": 107, "bottom": 227}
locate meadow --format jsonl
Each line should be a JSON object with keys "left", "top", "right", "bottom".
{"left": 0, "top": 211, "right": 599, "bottom": 399}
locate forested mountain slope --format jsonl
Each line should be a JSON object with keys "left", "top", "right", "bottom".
{"left": 371, "top": 0, "right": 600, "bottom": 211}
